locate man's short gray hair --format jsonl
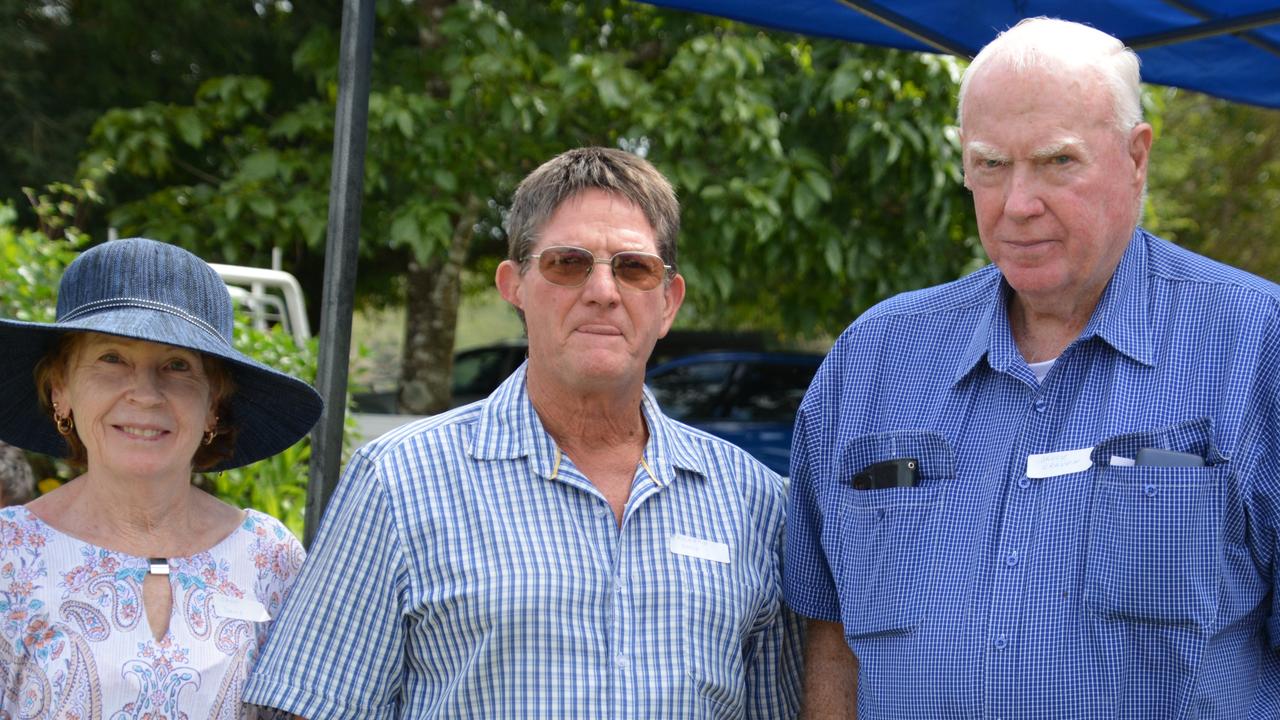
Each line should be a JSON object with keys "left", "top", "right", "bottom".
{"left": 506, "top": 147, "right": 680, "bottom": 271}
{"left": 958, "top": 17, "right": 1143, "bottom": 132}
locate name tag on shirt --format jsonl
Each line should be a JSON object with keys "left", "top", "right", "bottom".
{"left": 212, "top": 595, "right": 272, "bottom": 622}
{"left": 670, "top": 534, "right": 731, "bottom": 564}
{"left": 1026, "top": 446, "right": 1094, "bottom": 479}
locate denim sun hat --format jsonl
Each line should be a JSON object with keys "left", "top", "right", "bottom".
{"left": 0, "top": 237, "right": 323, "bottom": 470}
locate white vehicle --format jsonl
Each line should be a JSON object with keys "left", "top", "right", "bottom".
{"left": 210, "top": 262, "right": 311, "bottom": 346}
{"left": 212, "top": 261, "right": 415, "bottom": 445}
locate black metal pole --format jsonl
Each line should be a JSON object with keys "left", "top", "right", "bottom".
{"left": 305, "top": 0, "right": 375, "bottom": 547}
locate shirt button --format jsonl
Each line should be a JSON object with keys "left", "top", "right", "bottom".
{"left": 615, "top": 654, "right": 628, "bottom": 668}
{"left": 1143, "top": 484, "right": 1158, "bottom": 498}
{"left": 1033, "top": 398, "right": 1047, "bottom": 413}
{"left": 994, "top": 634, "right": 1008, "bottom": 650}
{"left": 1017, "top": 476, "right": 1030, "bottom": 489}
{"left": 1005, "top": 551, "right": 1019, "bottom": 567}
{"left": 596, "top": 506, "right": 610, "bottom": 518}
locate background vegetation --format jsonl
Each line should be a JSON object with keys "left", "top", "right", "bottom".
{"left": 3, "top": 0, "right": 1276, "bottom": 523}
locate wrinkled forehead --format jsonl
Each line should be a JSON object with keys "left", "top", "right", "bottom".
{"left": 536, "top": 190, "right": 658, "bottom": 252}
{"left": 960, "top": 62, "right": 1117, "bottom": 134}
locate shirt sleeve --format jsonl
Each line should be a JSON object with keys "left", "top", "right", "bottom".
{"left": 1251, "top": 340, "right": 1280, "bottom": 651}
{"left": 244, "top": 449, "right": 409, "bottom": 719}
{"left": 744, "top": 510, "right": 805, "bottom": 719}
{"left": 782, "top": 393, "right": 843, "bottom": 623}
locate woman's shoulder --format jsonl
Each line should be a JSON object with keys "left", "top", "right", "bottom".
{"left": 0, "top": 505, "right": 52, "bottom": 590}
{"left": 236, "top": 510, "right": 305, "bottom": 562}
{"left": 0, "top": 504, "right": 48, "bottom": 550}
{"left": 231, "top": 510, "right": 306, "bottom": 600}
{"left": 238, "top": 509, "right": 299, "bottom": 541}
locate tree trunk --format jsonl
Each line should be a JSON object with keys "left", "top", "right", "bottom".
{"left": 395, "top": 0, "right": 465, "bottom": 416}
{"left": 397, "top": 200, "right": 478, "bottom": 415}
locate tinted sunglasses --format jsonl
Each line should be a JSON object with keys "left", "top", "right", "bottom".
{"left": 529, "top": 246, "right": 672, "bottom": 291}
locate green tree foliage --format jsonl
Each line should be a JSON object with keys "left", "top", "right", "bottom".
{"left": 73, "top": 0, "right": 979, "bottom": 411}
{"left": 0, "top": 0, "right": 339, "bottom": 222}
{"left": 1146, "top": 89, "right": 1280, "bottom": 281}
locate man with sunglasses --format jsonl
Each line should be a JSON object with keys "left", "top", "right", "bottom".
{"left": 247, "top": 147, "right": 803, "bottom": 719}
{"left": 785, "top": 17, "right": 1280, "bottom": 719}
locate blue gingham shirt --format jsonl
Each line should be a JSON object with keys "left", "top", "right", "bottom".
{"left": 785, "top": 229, "right": 1280, "bottom": 719}
{"left": 245, "top": 364, "right": 803, "bottom": 719}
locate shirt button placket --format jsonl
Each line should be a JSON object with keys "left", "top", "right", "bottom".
{"left": 602, "top": 496, "right": 628, "bottom": 714}
{"left": 985, "top": 389, "right": 1046, "bottom": 712}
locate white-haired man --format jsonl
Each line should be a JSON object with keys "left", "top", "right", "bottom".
{"left": 785, "top": 17, "right": 1280, "bottom": 718}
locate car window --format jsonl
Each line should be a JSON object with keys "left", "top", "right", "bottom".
{"left": 452, "top": 349, "right": 511, "bottom": 397}
{"left": 724, "top": 362, "right": 816, "bottom": 422}
{"left": 647, "top": 361, "right": 735, "bottom": 421}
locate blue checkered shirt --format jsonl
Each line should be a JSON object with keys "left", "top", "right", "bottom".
{"left": 245, "top": 365, "right": 803, "bottom": 719}
{"left": 784, "top": 229, "right": 1280, "bottom": 719}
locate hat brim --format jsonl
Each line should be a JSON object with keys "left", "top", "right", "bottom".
{"left": 0, "top": 309, "right": 323, "bottom": 471}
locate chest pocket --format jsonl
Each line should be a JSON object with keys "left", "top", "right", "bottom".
{"left": 1086, "top": 418, "right": 1226, "bottom": 630}
{"left": 824, "top": 430, "right": 953, "bottom": 639}
{"left": 679, "top": 546, "right": 753, "bottom": 717}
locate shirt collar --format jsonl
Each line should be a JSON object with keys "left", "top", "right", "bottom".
{"left": 951, "top": 228, "right": 1155, "bottom": 385}
{"left": 1080, "top": 228, "right": 1155, "bottom": 367}
{"left": 469, "top": 362, "right": 709, "bottom": 485}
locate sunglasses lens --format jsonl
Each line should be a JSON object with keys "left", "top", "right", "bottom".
{"left": 612, "top": 253, "right": 666, "bottom": 290}
{"left": 537, "top": 247, "right": 594, "bottom": 286}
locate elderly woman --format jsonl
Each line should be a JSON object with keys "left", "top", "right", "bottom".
{"left": 0, "top": 238, "right": 322, "bottom": 717}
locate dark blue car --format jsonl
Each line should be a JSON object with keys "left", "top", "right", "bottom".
{"left": 645, "top": 351, "right": 824, "bottom": 476}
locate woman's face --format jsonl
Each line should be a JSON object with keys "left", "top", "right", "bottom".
{"left": 51, "top": 333, "right": 216, "bottom": 483}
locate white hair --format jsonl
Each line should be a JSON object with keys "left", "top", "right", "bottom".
{"left": 958, "top": 17, "right": 1143, "bottom": 132}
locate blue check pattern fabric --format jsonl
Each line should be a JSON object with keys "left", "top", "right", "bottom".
{"left": 245, "top": 364, "right": 803, "bottom": 719}
{"left": 784, "top": 229, "right": 1280, "bottom": 719}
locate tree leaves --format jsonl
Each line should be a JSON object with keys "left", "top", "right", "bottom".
{"left": 76, "top": 0, "right": 982, "bottom": 406}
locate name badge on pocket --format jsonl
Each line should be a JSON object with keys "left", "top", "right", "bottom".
{"left": 212, "top": 595, "right": 272, "bottom": 622}
{"left": 670, "top": 534, "right": 731, "bottom": 564}
{"left": 1026, "top": 446, "right": 1094, "bottom": 479}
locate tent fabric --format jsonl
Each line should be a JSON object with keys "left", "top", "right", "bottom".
{"left": 643, "top": 1, "right": 1280, "bottom": 109}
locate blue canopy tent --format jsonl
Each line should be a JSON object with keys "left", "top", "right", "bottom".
{"left": 642, "top": 1, "right": 1280, "bottom": 108}
{"left": 303, "top": 0, "right": 1280, "bottom": 543}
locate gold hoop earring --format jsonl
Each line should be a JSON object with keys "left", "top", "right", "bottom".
{"left": 55, "top": 412, "right": 74, "bottom": 436}
{"left": 202, "top": 428, "right": 218, "bottom": 446}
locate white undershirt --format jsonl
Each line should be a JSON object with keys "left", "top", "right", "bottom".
{"left": 1027, "top": 357, "right": 1057, "bottom": 384}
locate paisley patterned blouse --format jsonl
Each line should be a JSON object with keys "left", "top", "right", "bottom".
{"left": 0, "top": 506, "right": 304, "bottom": 719}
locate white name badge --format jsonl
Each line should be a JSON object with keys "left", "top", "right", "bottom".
{"left": 1026, "top": 446, "right": 1095, "bottom": 479}
{"left": 670, "top": 534, "right": 731, "bottom": 564}
{"left": 212, "top": 595, "right": 272, "bottom": 623}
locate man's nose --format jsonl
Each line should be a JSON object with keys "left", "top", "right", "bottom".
{"left": 580, "top": 258, "right": 622, "bottom": 303}
{"left": 1003, "top": 166, "right": 1046, "bottom": 220}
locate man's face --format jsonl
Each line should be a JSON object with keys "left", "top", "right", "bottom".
{"left": 496, "top": 189, "right": 684, "bottom": 395}
{"left": 961, "top": 64, "right": 1152, "bottom": 311}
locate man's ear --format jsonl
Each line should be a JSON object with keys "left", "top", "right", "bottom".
{"left": 1128, "top": 122, "right": 1154, "bottom": 186}
{"left": 657, "top": 273, "right": 686, "bottom": 338}
{"left": 495, "top": 260, "right": 524, "bottom": 311}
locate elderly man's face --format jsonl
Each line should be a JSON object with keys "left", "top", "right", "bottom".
{"left": 497, "top": 189, "right": 684, "bottom": 395}
{"left": 962, "top": 64, "right": 1151, "bottom": 311}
